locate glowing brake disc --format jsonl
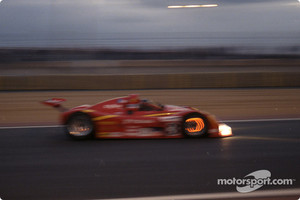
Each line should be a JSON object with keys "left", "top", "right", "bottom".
{"left": 185, "top": 118, "right": 205, "bottom": 133}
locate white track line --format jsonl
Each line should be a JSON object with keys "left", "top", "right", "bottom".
{"left": 98, "top": 188, "right": 300, "bottom": 200}
{"left": 0, "top": 125, "right": 63, "bottom": 130}
{"left": 0, "top": 118, "right": 299, "bottom": 130}
{"left": 221, "top": 117, "right": 300, "bottom": 123}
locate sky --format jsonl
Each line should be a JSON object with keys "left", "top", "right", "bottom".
{"left": 0, "top": 0, "right": 299, "bottom": 49}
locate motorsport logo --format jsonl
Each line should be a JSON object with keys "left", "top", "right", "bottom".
{"left": 217, "top": 170, "right": 296, "bottom": 193}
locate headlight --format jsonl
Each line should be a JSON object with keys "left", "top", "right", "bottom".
{"left": 218, "top": 123, "right": 232, "bottom": 137}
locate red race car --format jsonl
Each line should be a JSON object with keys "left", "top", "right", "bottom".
{"left": 43, "top": 94, "right": 232, "bottom": 139}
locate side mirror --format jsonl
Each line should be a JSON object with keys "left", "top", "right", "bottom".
{"left": 158, "top": 103, "right": 164, "bottom": 111}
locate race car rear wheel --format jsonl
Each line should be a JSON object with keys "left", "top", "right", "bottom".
{"left": 182, "top": 113, "right": 208, "bottom": 138}
{"left": 66, "top": 112, "right": 95, "bottom": 139}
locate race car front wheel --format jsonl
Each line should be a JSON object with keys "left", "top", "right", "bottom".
{"left": 182, "top": 113, "right": 208, "bottom": 138}
{"left": 66, "top": 112, "right": 94, "bottom": 139}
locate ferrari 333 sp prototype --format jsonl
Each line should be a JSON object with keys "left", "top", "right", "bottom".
{"left": 43, "top": 94, "right": 232, "bottom": 139}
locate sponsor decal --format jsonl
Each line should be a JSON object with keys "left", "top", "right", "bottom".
{"left": 125, "top": 128, "right": 159, "bottom": 137}
{"left": 117, "top": 98, "right": 128, "bottom": 104}
{"left": 158, "top": 116, "right": 181, "bottom": 122}
{"left": 166, "top": 105, "right": 189, "bottom": 111}
{"left": 103, "top": 104, "right": 122, "bottom": 109}
{"left": 217, "top": 169, "right": 296, "bottom": 193}
{"left": 93, "top": 115, "right": 117, "bottom": 121}
{"left": 123, "top": 119, "right": 154, "bottom": 124}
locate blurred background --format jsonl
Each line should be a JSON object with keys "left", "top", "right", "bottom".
{"left": 0, "top": 0, "right": 300, "bottom": 123}
{"left": 0, "top": 0, "right": 300, "bottom": 52}
{"left": 1, "top": 1, "right": 300, "bottom": 199}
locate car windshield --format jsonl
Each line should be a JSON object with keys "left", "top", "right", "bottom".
{"left": 139, "top": 99, "right": 164, "bottom": 111}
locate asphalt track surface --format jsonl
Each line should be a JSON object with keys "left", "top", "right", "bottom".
{"left": 0, "top": 119, "right": 299, "bottom": 200}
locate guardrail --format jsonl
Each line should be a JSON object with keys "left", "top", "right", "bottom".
{"left": 1, "top": 72, "right": 299, "bottom": 90}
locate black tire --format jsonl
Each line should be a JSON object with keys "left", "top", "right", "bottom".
{"left": 65, "top": 112, "right": 95, "bottom": 140}
{"left": 182, "top": 113, "right": 208, "bottom": 138}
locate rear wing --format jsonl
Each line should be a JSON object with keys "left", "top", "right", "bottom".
{"left": 41, "top": 98, "right": 68, "bottom": 112}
